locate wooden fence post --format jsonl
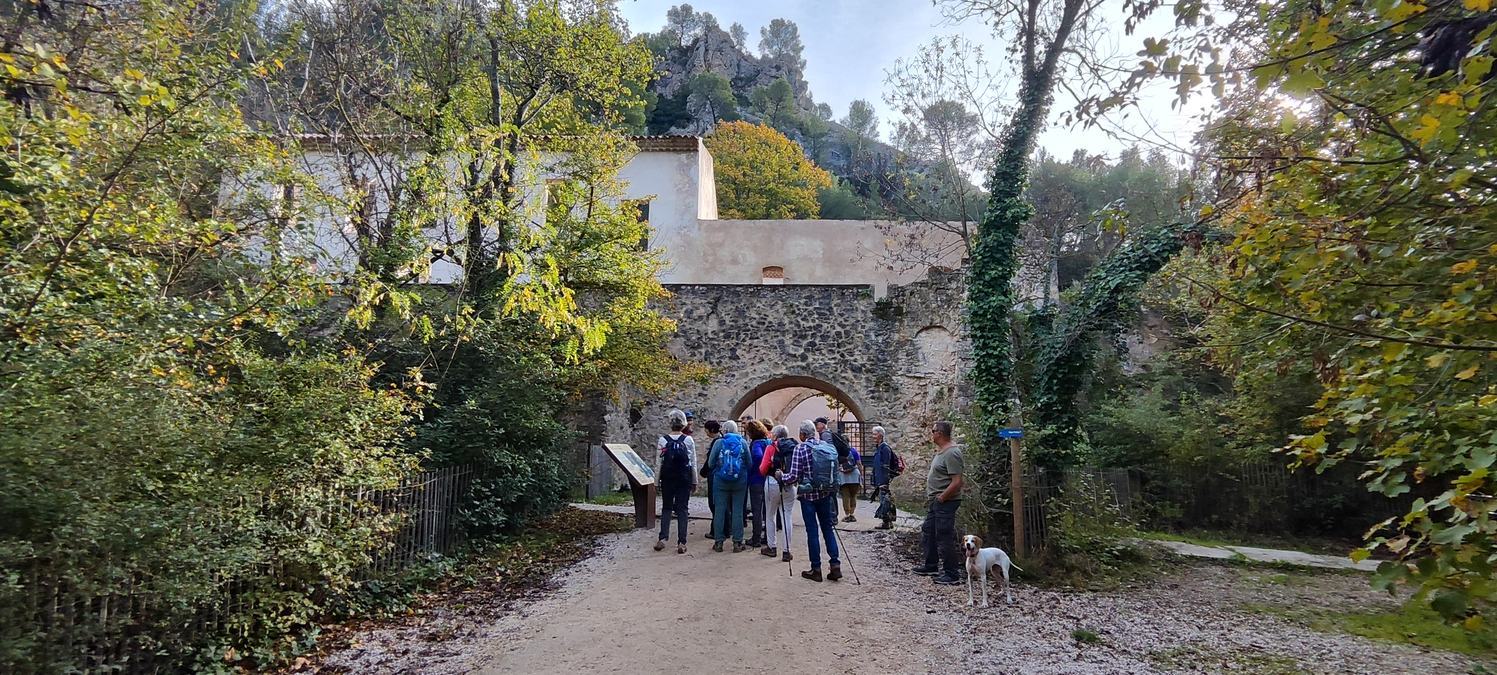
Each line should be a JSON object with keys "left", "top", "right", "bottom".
{"left": 1010, "top": 434, "right": 1025, "bottom": 558}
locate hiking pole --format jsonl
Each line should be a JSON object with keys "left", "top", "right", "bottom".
{"left": 831, "top": 519, "right": 862, "bottom": 586}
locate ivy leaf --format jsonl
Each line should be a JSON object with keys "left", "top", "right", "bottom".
{"left": 1455, "top": 364, "right": 1479, "bottom": 380}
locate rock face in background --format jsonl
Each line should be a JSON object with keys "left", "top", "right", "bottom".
{"left": 592, "top": 268, "right": 970, "bottom": 503}
{"left": 652, "top": 25, "right": 809, "bottom": 106}
{"left": 645, "top": 25, "right": 898, "bottom": 179}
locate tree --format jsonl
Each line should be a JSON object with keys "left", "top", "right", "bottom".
{"left": 686, "top": 71, "right": 738, "bottom": 131}
{"left": 664, "top": 3, "right": 704, "bottom": 47}
{"left": 1027, "top": 147, "right": 1192, "bottom": 292}
{"left": 706, "top": 121, "right": 832, "bottom": 219}
{"left": 798, "top": 109, "right": 831, "bottom": 164}
{"left": 0, "top": 2, "right": 415, "bottom": 668}
{"left": 840, "top": 98, "right": 880, "bottom": 174}
{"left": 749, "top": 77, "right": 799, "bottom": 133}
{"left": 879, "top": 35, "right": 1015, "bottom": 271}
{"left": 817, "top": 180, "right": 874, "bottom": 219}
{"left": 1082, "top": 0, "right": 1497, "bottom": 625}
{"left": 941, "top": 0, "right": 1109, "bottom": 537}
{"left": 758, "top": 18, "right": 806, "bottom": 71}
{"left": 730, "top": 22, "right": 748, "bottom": 49}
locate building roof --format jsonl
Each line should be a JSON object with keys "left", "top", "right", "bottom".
{"left": 283, "top": 133, "right": 702, "bottom": 153}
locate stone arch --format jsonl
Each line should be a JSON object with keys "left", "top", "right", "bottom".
{"left": 770, "top": 388, "right": 823, "bottom": 422}
{"left": 728, "top": 375, "right": 867, "bottom": 423}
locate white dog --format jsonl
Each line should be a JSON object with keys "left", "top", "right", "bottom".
{"left": 962, "top": 534, "right": 1021, "bottom": 607}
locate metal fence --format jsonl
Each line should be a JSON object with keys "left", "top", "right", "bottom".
{"left": 10, "top": 464, "right": 475, "bottom": 674}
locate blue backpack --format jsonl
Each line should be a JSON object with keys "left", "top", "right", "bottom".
{"left": 714, "top": 434, "right": 747, "bottom": 482}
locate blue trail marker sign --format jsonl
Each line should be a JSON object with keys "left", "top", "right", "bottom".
{"left": 998, "top": 428, "right": 1024, "bottom": 439}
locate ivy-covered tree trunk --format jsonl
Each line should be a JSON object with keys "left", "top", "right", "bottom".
{"left": 964, "top": 0, "right": 1088, "bottom": 542}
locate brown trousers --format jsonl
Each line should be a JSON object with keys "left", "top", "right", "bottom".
{"left": 840, "top": 484, "right": 859, "bottom": 517}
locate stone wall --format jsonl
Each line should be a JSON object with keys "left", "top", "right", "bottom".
{"left": 593, "top": 268, "right": 970, "bottom": 503}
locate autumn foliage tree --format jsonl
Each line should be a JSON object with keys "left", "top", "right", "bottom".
{"left": 706, "top": 121, "right": 832, "bottom": 219}
{"left": 1091, "top": 0, "right": 1497, "bottom": 624}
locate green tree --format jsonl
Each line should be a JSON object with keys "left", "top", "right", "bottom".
{"left": 1093, "top": 0, "right": 1497, "bottom": 624}
{"left": 750, "top": 77, "right": 799, "bottom": 133}
{"left": 817, "top": 180, "right": 873, "bottom": 219}
{"left": 0, "top": 1, "right": 415, "bottom": 669}
{"left": 664, "top": 3, "right": 704, "bottom": 48}
{"left": 758, "top": 18, "right": 806, "bottom": 71}
{"left": 706, "top": 121, "right": 832, "bottom": 219}
{"left": 687, "top": 71, "right": 738, "bottom": 130}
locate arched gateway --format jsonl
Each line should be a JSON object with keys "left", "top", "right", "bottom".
{"left": 600, "top": 268, "right": 972, "bottom": 500}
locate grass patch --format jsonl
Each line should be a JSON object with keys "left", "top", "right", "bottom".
{"left": 1243, "top": 599, "right": 1497, "bottom": 658}
{"left": 1141, "top": 528, "right": 1354, "bottom": 557}
{"left": 1071, "top": 628, "right": 1102, "bottom": 645}
{"left": 1150, "top": 644, "right": 1306, "bottom": 674}
{"left": 583, "top": 490, "right": 634, "bottom": 506}
{"left": 894, "top": 497, "right": 927, "bottom": 518}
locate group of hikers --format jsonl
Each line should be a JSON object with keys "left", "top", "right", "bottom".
{"left": 653, "top": 409, "right": 970, "bottom": 586}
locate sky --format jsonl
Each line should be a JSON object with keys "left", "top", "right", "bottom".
{"left": 618, "top": 0, "right": 1213, "bottom": 164}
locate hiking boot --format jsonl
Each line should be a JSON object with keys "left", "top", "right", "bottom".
{"left": 704, "top": 532, "right": 715, "bottom": 540}
{"left": 732, "top": 542, "right": 748, "bottom": 553}
{"left": 801, "top": 569, "right": 823, "bottom": 582}
{"left": 760, "top": 546, "right": 777, "bottom": 557}
{"left": 712, "top": 541, "right": 724, "bottom": 552}
{"left": 782, "top": 551, "right": 793, "bottom": 563}
{"left": 912, "top": 566, "right": 940, "bottom": 576}
{"left": 827, "top": 565, "right": 843, "bottom": 582}
{"left": 677, "top": 544, "right": 687, "bottom": 554}
{"left": 933, "top": 573, "right": 963, "bottom": 585}
{"left": 841, "top": 515, "right": 854, "bottom": 523}
{"left": 653, "top": 540, "right": 665, "bottom": 551}
{"left": 847, "top": 515, "right": 857, "bottom": 522}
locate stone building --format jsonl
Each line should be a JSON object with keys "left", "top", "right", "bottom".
{"left": 243, "top": 133, "right": 1049, "bottom": 500}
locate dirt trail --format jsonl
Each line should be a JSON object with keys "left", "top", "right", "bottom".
{"left": 476, "top": 522, "right": 956, "bottom": 674}
{"left": 323, "top": 499, "right": 1484, "bottom": 674}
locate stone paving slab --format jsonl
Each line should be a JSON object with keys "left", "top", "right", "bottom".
{"left": 1140, "top": 538, "right": 1379, "bottom": 572}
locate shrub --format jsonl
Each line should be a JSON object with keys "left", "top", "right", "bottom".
{"left": 0, "top": 340, "right": 414, "bottom": 671}
{"left": 415, "top": 321, "right": 579, "bottom": 535}
{"left": 1032, "top": 473, "right": 1154, "bottom": 589}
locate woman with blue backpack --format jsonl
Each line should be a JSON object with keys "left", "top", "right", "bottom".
{"left": 707, "top": 420, "right": 751, "bottom": 553}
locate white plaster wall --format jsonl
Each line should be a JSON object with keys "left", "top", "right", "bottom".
{"left": 613, "top": 149, "right": 706, "bottom": 278}
{"left": 228, "top": 142, "right": 708, "bottom": 285}
{"left": 658, "top": 219, "right": 970, "bottom": 297}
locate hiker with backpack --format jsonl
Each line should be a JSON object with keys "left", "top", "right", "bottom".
{"left": 707, "top": 420, "right": 751, "bottom": 553}
{"left": 871, "top": 425, "right": 904, "bottom": 530}
{"left": 759, "top": 424, "right": 798, "bottom": 562}
{"left": 814, "top": 416, "right": 834, "bottom": 443}
{"left": 654, "top": 410, "right": 698, "bottom": 554}
{"left": 837, "top": 443, "right": 862, "bottom": 522}
{"left": 775, "top": 420, "right": 843, "bottom": 582}
{"left": 743, "top": 420, "right": 771, "bottom": 548}
{"left": 701, "top": 419, "right": 723, "bottom": 540}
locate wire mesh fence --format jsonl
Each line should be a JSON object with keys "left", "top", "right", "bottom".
{"left": 1018, "top": 460, "right": 1407, "bottom": 552}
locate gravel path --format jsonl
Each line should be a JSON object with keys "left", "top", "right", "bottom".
{"left": 321, "top": 524, "right": 1486, "bottom": 674}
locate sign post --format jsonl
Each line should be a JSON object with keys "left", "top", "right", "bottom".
{"left": 999, "top": 428, "right": 1025, "bottom": 557}
{"left": 602, "top": 443, "right": 657, "bottom": 529}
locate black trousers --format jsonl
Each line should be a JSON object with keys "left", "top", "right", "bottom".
{"left": 746, "top": 482, "right": 766, "bottom": 544}
{"left": 921, "top": 499, "right": 961, "bottom": 575}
